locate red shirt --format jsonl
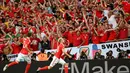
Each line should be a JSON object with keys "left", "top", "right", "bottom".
{"left": 67, "top": 31, "right": 73, "bottom": 44}
{"left": 23, "top": 7, "right": 28, "bottom": 13}
{"left": 82, "top": 0, "right": 87, "bottom": 5}
{"left": 69, "top": 12, "right": 75, "bottom": 20}
{"left": 11, "top": 27, "right": 15, "bottom": 34}
{"left": 22, "top": 0, "right": 28, "bottom": 2}
{"left": 62, "top": 31, "right": 68, "bottom": 38}
{"left": 40, "top": 26, "right": 46, "bottom": 32}
{"left": 30, "top": 38, "right": 40, "bottom": 51}
{"left": 22, "top": 27, "right": 29, "bottom": 34}
{"left": 97, "top": 0, "right": 100, "bottom": 2}
{"left": 11, "top": 43, "right": 21, "bottom": 54}
{"left": 38, "top": 0, "right": 44, "bottom": 3}
{"left": 12, "top": 7, "right": 19, "bottom": 13}
{"left": 81, "top": 32, "right": 89, "bottom": 46}
{"left": 119, "top": 28, "right": 128, "bottom": 39}
{"left": 73, "top": 32, "right": 82, "bottom": 46}
{"left": 60, "top": 0, "right": 64, "bottom": 2}
{"left": 8, "top": 11, "right": 14, "bottom": 18}
{"left": 122, "top": 1, "right": 130, "bottom": 13}
{"left": 20, "top": 37, "right": 31, "bottom": 55}
{"left": 6, "top": 0, "right": 10, "bottom": 3}
{"left": 99, "top": 30, "right": 108, "bottom": 43}
{"left": 30, "top": 26, "right": 36, "bottom": 33}
{"left": 55, "top": 43, "right": 64, "bottom": 59}
{"left": 108, "top": 30, "right": 117, "bottom": 41}
{"left": 125, "top": 16, "right": 130, "bottom": 22}
{"left": 96, "top": 10, "right": 102, "bottom": 19}
{"left": 92, "top": 35, "right": 100, "bottom": 44}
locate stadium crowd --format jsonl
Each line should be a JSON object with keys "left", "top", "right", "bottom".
{"left": 0, "top": 0, "right": 130, "bottom": 61}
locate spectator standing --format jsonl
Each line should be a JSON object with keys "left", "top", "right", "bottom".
{"left": 40, "top": 36, "right": 51, "bottom": 50}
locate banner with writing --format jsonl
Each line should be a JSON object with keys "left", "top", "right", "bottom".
{"left": 7, "top": 40, "right": 130, "bottom": 61}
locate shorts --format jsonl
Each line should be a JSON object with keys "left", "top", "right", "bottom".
{"left": 16, "top": 53, "right": 31, "bottom": 64}
{"left": 49, "top": 56, "right": 66, "bottom": 67}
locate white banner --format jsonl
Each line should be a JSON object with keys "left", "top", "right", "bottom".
{"left": 89, "top": 40, "right": 130, "bottom": 59}
{"left": 7, "top": 40, "right": 130, "bottom": 61}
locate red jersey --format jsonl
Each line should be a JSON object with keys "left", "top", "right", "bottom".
{"left": 0, "top": 44, "right": 6, "bottom": 54}
{"left": 96, "top": 10, "right": 102, "bottom": 19}
{"left": 30, "top": 38, "right": 40, "bottom": 51}
{"left": 119, "top": 28, "right": 128, "bottom": 39}
{"left": 6, "top": 0, "right": 10, "bottom": 3}
{"left": 73, "top": 32, "right": 82, "bottom": 46}
{"left": 30, "top": 26, "right": 36, "bottom": 33}
{"left": 22, "top": 0, "right": 28, "bottom": 2}
{"left": 22, "top": 27, "right": 29, "bottom": 34}
{"left": 20, "top": 37, "right": 31, "bottom": 55}
{"left": 92, "top": 35, "right": 100, "bottom": 44}
{"left": 108, "top": 30, "right": 117, "bottom": 41}
{"left": 12, "top": 6, "right": 19, "bottom": 13}
{"left": 60, "top": 0, "right": 64, "bottom": 2}
{"left": 55, "top": 43, "right": 64, "bottom": 59}
{"left": 81, "top": 33, "right": 89, "bottom": 46}
{"left": 40, "top": 26, "right": 46, "bottom": 32}
{"left": 8, "top": 11, "right": 14, "bottom": 18}
{"left": 99, "top": 30, "right": 108, "bottom": 43}
{"left": 11, "top": 43, "right": 21, "bottom": 54}
{"left": 67, "top": 31, "right": 73, "bottom": 44}
{"left": 122, "top": 1, "right": 130, "bottom": 13}
{"left": 38, "top": 0, "right": 44, "bottom": 3}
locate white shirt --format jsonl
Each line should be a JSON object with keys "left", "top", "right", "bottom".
{"left": 108, "top": 15, "right": 118, "bottom": 29}
{"left": 103, "top": 10, "right": 109, "bottom": 19}
{"left": 41, "top": 32, "right": 46, "bottom": 39}
{"left": 15, "top": 26, "right": 20, "bottom": 34}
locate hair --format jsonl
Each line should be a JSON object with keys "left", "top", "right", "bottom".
{"left": 58, "top": 37, "right": 64, "bottom": 43}
{"left": 41, "top": 49, "right": 45, "bottom": 53}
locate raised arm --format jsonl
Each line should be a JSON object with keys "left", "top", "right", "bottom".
{"left": 82, "top": 11, "right": 90, "bottom": 31}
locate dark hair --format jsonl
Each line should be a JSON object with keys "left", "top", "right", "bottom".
{"left": 83, "top": 28, "right": 88, "bottom": 31}
{"left": 119, "top": 10, "right": 125, "bottom": 18}
{"left": 64, "top": 6, "right": 69, "bottom": 10}
{"left": 2, "top": 54, "right": 9, "bottom": 62}
{"left": 128, "top": 20, "right": 130, "bottom": 24}
{"left": 41, "top": 49, "right": 45, "bottom": 53}
{"left": 107, "top": 3, "right": 114, "bottom": 10}
{"left": 32, "top": 53, "right": 37, "bottom": 57}
{"left": 66, "top": 13, "right": 72, "bottom": 20}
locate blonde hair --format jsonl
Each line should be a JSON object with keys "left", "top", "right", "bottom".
{"left": 58, "top": 37, "right": 64, "bottom": 43}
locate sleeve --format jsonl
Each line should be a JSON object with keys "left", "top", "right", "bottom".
{"left": 81, "top": 33, "right": 85, "bottom": 40}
